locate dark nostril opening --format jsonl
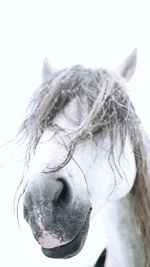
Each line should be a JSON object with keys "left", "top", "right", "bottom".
{"left": 55, "top": 178, "right": 71, "bottom": 208}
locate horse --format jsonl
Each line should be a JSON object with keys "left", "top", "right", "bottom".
{"left": 17, "top": 50, "right": 150, "bottom": 267}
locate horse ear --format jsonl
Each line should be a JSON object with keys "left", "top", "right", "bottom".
{"left": 116, "top": 49, "right": 137, "bottom": 82}
{"left": 42, "top": 58, "right": 55, "bottom": 82}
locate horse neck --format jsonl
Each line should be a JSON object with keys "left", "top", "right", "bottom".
{"left": 102, "top": 195, "right": 145, "bottom": 267}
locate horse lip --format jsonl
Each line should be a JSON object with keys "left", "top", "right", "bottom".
{"left": 41, "top": 209, "right": 91, "bottom": 259}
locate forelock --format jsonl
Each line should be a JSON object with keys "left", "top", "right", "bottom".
{"left": 19, "top": 64, "right": 140, "bottom": 159}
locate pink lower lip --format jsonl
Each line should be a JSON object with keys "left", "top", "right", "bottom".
{"left": 38, "top": 231, "right": 69, "bottom": 249}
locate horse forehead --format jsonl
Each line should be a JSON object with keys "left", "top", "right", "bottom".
{"left": 54, "top": 96, "right": 89, "bottom": 129}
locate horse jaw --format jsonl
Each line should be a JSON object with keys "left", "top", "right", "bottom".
{"left": 72, "top": 133, "right": 136, "bottom": 217}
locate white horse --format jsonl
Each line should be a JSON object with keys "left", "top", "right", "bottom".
{"left": 18, "top": 50, "right": 150, "bottom": 267}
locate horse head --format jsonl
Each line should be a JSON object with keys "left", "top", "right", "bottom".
{"left": 20, "top": 51, "right": 140, "bottom": 260}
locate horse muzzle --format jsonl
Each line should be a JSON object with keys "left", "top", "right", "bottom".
{"left": 23, "top": 174, "right": 91, "bottom": 258}
{"left": 41, "top": 211, "right": 90, "bottom": 259}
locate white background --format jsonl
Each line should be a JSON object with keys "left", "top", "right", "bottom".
{"left": 0, "top": 1, "right": 150, "bottom": 266}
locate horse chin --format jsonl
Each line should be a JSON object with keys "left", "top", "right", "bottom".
{"left": 41, "top": 213, "right": 90, "bottom": 259}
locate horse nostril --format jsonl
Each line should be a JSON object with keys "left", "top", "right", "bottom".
{"left": 23, "top": 177, "right": 72, "bottom": 221}
{"left": 55, "top": 178, "right": 71, "bottom": 208}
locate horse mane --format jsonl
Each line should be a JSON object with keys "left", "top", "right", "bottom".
{"left": 19, "top": 65, "right": 150, "bottom": 265}
{"left": 131, "top": 131, "right": 150, "bottom": 266}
